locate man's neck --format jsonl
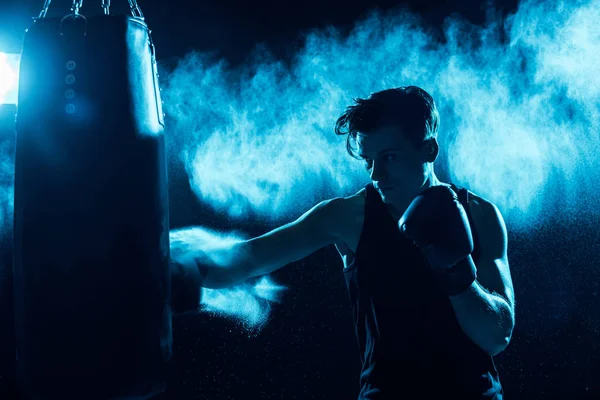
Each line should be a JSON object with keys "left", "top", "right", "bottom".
{"left": 424, "top": 173, "right": 442, "bottom": 189}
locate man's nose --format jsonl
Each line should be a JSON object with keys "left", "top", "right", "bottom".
{"left": 370, "top": 160, "right": 387, "bottom": 181}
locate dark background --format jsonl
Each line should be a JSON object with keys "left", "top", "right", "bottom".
{"left": 1, "top": 0, "right": 599, "bottom": 399}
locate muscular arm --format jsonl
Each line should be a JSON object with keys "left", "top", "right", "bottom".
{"left": 173, "top": 198, "right": 344, "bottom": 289}
{"left": 243, "top": 198, "right": 345, "bottom": 278}
{"left": 448, "top": 200, "right": 516, "bottom": 356}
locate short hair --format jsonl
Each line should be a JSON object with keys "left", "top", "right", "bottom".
{"left": 334, "top": 86, "right": 440, "bottom": 159}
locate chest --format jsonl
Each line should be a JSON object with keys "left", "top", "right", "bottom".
{"left": 335, "top": 191, "right": 479, "bottom": 269}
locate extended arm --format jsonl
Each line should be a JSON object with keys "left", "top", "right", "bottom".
{"left": 170, "top": 198, "right": 344, "bottom": 290}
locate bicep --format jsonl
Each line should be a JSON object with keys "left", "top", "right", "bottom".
{"left": 473, "top": 201, "right": 515, "bottom": 309}
{"left": 244, "top": 198, "right": 342, "bottom": 278}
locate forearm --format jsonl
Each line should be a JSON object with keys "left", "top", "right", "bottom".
{"left": 449, "top": 279, "right": 514, "bottom": 356}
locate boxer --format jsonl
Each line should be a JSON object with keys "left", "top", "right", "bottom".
{"left": 172, "top": 86, "right": 515, "bottom": 399}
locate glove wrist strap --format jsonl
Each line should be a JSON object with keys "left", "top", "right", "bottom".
{"left": 433, "top": 255, "right": 477, "bottom": 296}
{"left": 170, "top": 260, "right": 202, "bottom": 316}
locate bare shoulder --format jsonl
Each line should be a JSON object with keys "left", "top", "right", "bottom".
{"left": 463, "top": 189, "right": 488, "bottom": 209}
{"left": 466, "top": 191, "right": 505, "bottom": 226}
{"left": 343, "top": 187, "right": 367, "bottom": 210}
{"left": 324, "top": 188, "right": 366, "bottom": 256}
{"left": 320, "top": 188, "right": 365, "bottom": 216}
{"left": 464, "top": 190, "right": 508, "bottom": 254}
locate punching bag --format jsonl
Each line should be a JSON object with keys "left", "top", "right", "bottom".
{"left": 0, "top": 104, "right": 20, "bottom": 399}
{"left": 13, "top": 1, "right": 172, "bottom": 399}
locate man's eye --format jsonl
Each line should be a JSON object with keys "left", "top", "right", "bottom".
{"left": 384, "top": 154, "right": 397, "bottom": 161}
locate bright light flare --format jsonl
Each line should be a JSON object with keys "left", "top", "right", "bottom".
{"left": 0, "top": 52, "right": 20, "bottom": 104}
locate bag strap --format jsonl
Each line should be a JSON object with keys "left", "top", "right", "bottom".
{"left": 37, "top": 0, "right": 144, "bottom": 20}
{"left": 449, "top": 183, "right": 482, "bottom": 262}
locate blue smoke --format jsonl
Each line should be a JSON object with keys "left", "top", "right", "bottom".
{"left": 161, "top": 0, "right": 600, "bottom": 232}
{"left": 2, "top": 0, "right": 600, "bottom": 333}
{"left": 169, "top": 227, "right": 286, "bottom": 332}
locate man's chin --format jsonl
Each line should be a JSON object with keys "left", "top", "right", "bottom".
{"left": 379, "top": 192, "right": 396, "bottom": 204}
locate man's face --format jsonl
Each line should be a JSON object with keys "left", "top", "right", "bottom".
{"left": 356, "top": 124, "right": 430, "bottom": 206}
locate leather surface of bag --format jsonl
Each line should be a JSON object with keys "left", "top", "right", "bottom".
{"left": 13, "top": 13, "right": 171, "bottom": 400}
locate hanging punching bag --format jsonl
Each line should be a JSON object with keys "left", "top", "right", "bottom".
{"left": 13, "top": 1, "right": 172, "bottom": 399}
{"left": 0, "top": 104, "right": 19, "bottom": 399}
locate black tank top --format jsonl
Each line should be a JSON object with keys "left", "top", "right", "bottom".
{"left": 343, "top": 183, "right": 503, "bottom": 400}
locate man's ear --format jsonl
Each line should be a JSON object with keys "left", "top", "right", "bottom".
{"left": 425, "top": 138, "right": 439, "bottom": 163}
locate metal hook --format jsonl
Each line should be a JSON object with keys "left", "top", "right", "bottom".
{"left": 37, "top": 0, "right": 144, "bottom": 20}
{"left": 101, "top": 0, "right": 110, "bottom": 15}
{"left": 38, "top": 0, "right": 53, "bottom": 19}
{"left": 128, "top": 0, "right": 144, "bottom": 19}
{"left": 71, "top": 0, "right": 84, "bottom": 15}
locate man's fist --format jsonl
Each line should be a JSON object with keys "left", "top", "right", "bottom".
{"left": 398, "top": 185, "right": 477, "bottom": 296}
{"left": 398, "top": 185, "right": 473, "bottom": 269}
{"left": 170, "top": 258, "right": 203, "bottom": 316}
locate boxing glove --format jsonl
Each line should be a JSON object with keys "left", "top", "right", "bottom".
{"left": 170, "top": 258, "right": 203, "bottom": 316}
{"left": 398, "top": 185, "right": 477, "bottom": 295}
